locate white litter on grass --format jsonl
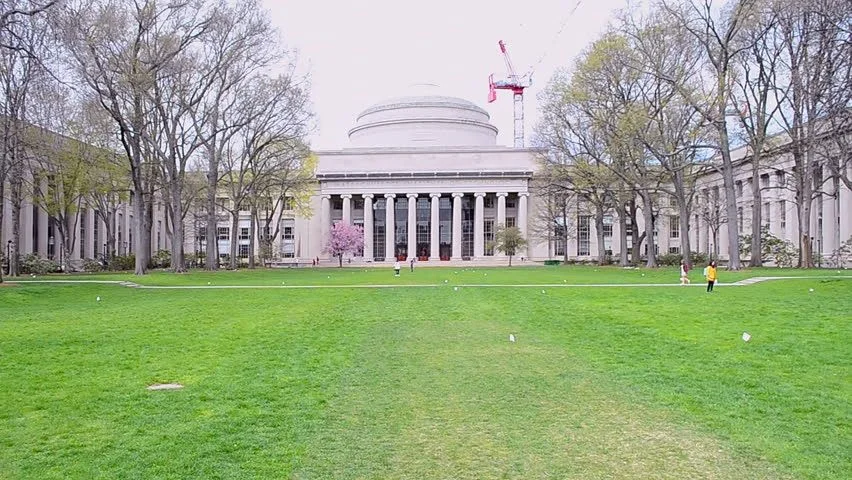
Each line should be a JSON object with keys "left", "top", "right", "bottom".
{"left": 809, "top": 288, "right": 814, "bottom": 292}
{"left": 641, "top": 274, "right": 645, "bottom": 277}
{"left": 509, "top": 334, "right": 516, "bottom": 342}
{"left": 96, "top": 296, "right": 101, "bottom": 302}
{"left": 742, "top": 332, "right": 751, "bottom": 342}
{"left": 207, "top": 282, "right": 211, "bottom": 285}
{"left": 453, "top": 287, "right": 459, "bottom": 291}
{"left": 563, "top": 279, "right": 567, "bottom": 283}
{"left": 444, "top": 279, "right": 448, "bottom": 283}
{"left": 147, "top": 383, "right": 183, "bottom": 391}
{"left": 541, "top": 290, "right": 546, "bottom": 294}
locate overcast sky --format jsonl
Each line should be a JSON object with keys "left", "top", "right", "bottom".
{"left": 262, "top": 0, "right": 628, "bottom": 150}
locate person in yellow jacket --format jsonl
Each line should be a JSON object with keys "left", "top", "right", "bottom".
{"left": 705, "top": 261, "right": 718, "bottom": 292}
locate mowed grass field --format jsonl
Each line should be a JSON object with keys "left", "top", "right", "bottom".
{"left": 0, "top": 266, "right": 849, "bottom": 479}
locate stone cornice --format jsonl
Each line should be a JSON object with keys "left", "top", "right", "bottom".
{"left": 315, "top": 146, "right": 545, "bottom": 155}
{"left": 348, "top": 117, "right": 498, "bottom": 138}
{"left": 316, "top": 171, "right": 533, "bottom": 180}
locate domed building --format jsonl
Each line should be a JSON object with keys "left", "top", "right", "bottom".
{"left": 299, "top": 93, "right": 540, "bottom": 263}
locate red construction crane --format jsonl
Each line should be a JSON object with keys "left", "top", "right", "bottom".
{"left": 488, "top": 40, "right": 532, "bottom": 148}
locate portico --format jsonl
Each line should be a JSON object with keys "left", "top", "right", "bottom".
{"left": 317, "top": 187, "right": 529, "bottom": 261}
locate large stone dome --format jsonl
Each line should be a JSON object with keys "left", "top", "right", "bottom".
{"left": 348, "top": 94, "right": 499, "bottom": 148}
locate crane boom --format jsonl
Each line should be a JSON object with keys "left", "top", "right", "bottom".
{"left": 489, "top": 40, "right": 530, "bottom": 148}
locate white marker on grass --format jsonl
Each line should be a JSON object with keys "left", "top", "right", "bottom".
{"left": 742, "top": 332, "right": 751, "bottom": 342}
{"left": 509, "top": 334, "right": 516, "bottom": 342}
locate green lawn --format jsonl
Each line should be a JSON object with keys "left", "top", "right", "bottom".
{"left": 1, "top": 267, "right": 849, "bottom": 479}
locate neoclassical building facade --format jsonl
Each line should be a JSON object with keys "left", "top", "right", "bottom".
{"left": 261, "top": 94, "right": 540, "bottom": 264}
{"left": 3, "top": 91, "right": 851, "bottom": 268}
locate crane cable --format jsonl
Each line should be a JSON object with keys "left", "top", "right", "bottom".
{"left": 526, "top": 0, "right": 584, "bottom": 81}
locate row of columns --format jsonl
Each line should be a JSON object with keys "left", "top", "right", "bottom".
{"left": 322, "top": 192, "right": 528, "bottom": 261}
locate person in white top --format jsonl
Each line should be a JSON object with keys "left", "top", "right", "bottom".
{"left": 680, "top": 261, "right": 691, "bottom": 285}
{"left": 393, "top": 261, "right": 401, "bottom": 277}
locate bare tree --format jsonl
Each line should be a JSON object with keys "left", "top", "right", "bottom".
{"left": 731, "top": 3, "right": 784, "bottom": 266}
{"left": 638, "top": 0, "right": 763, "bottom": 270}
{"left": 772, "top": 0, "right": 850, "bottom": 267}
{"left": 60, "top": 0, "right": 211, "bottom": 275}
{"left": 0, "top": 0, "right": 53, "bottom": 278}
{"left": 190, "top": 0, "right": 284, "bottom": 271}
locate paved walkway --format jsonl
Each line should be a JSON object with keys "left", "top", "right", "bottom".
{"left": 8, "top": 275, "right": 852, "bottom": 290}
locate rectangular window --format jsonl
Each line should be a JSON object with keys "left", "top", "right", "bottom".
{"left": 484, "top": 219, "right": 495, "bottom": 256}
{"left": 554, "top": 222, "right": 566, "bottom": 257}
{"left": 198, "top": 226, "right": 207, "bottom": 240}
{"left": 775, "top": 170, "right": 785, "bottom": 187}
{"left": 506, "top": 197, "right": 516, "bottom": 208}
{"left": 217, "top": 227, "right": 229, "bottom": 240}
{"left": 282, "top": 219, "right": 296, "bottom": 258}
{"left": 762, "top": 202, "right": 771, "bottom": 228}
{"left": 157, "top": 220, "right": 162, "bottom": 250}
{"left": 80, "top": 209, "right": 87, "bottom": 259}
{"left": 332, "top": 197, "right": 343, "bottom": 210}
{"left": 506, "top": 217, "right": 516, "bottom": 228}
{"left": 602, "top": 216, "right": 613, "bottom": 237}
{"left": 760, "top": 174, "right": 770, "bottom": 189}
{"left": 238, "top": 244, "right": 249, "bottom": 258}
{"left": 282, "top": 197, "right": 294, "bottom": 211}
{"left": 93, "top": 211, "right": 100, "bottom": 258}
{"left": 484, "top": 196, "right": 495, "bottom": 208}
{"left": 239, "top": 227, "right": 250, "bottom": 241}
{"left": 670, "top": 215, "right": 679, "bottom": 239}
{"left": 669, "top": 246, "right": 681, "bottom": 254}
{"left": 578, "top": 215, "right": 591, "bottom": 256}
{"left": 736, "top": 180, "right": 743, "bottom": 197}
{"left": 738, "top": 207, "right": 744, "bottom": 231}
{"left": 779, "top": 200, "right": 786, "bottom": 232}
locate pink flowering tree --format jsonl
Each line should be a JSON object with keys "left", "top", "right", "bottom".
{"left": 326, "top": 221, "right": 364, "bottom": 267}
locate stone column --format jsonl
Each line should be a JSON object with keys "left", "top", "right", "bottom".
{"left": 385, "top": 194, "right": 395, "bottom": 260}
{"left": 21, "top": 195, "right": 33, "bottom": 255}
{"left": 37, "top": 204, "right": 48, "bottom": 256}
{"left": 822, "top": 184, "right": 836, "bottom": 256}
{"left": 474, "top": 192, "right": 485, "bottom": 258}
{"left": 86, "top": 207, "right": 95, "bottom": 260}
{"left": 430, "top": 193, "right": 440, "bottom": 260}
{"left": 341, "top": 194, "right": 352, "bottom": 225}
{"left": 519, "top": 192, "right": 529, "bottom": 258}
{"left": 496, "top": 192, "right": 508, "bottom": 257}
{"left": 320, "top": 195, "right": 331, "bottom": 258}
{"left": 362, "top": 194, "right": 374, "bottom": 261}
{"left": 452, "top": 193, "right": 463, "bottom": 259}
{"left": 407, "top": 194, "right": 417, "bottom": 260}
{"left": 36, "top": 178, "right": 48, "bottom": 256}
{"left": 840, "top": 165, "right": 852, "bottom": 244}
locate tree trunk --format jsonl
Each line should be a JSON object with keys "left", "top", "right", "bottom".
{"left": 799, "top": 195, "right": 814, "bottom": 268}
{"left": 133, "top": 190, "right": 147, "bottom": 275}
{"left": 719, "top": 130, "right": 741, "bottom": 270}
{"left": 205, "top": 149, "right": 219, "bottom": 270}
{"left": 562, "top": 203, "right": 570, "bottom": 264}
{"left": 629, "top": 202, "right": 643, "bottom": 265}
{"left": 9, "top": 178, "right": 22, "bottom": 277}
{"left": 248, "top": 204, "right": 257, "bottom": 269}
{"left": 750, "top": 154, "right": 763, "bottom": 267}
{"left": 617, "top": 203, "right": 629, "bottom": 267}
{"left": 640, "top": 192, "right": 657, "bottom": 268}
{"left": 0, "top": 181, "right": 4, "bottom": 283}
{"left": 508, "top": 254, "right": 513, "bottom": 267}
{"left": 338, "top": 253, "right": 343, "bottom": 267}
{"left": 595, "top": 203, "right": 606, "bottom": 264}
{"left": 169, "top": 184, "right": 186, "bottom": 273}
{"left": 229, "top": 211, "right": 239, "bottom": 270}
